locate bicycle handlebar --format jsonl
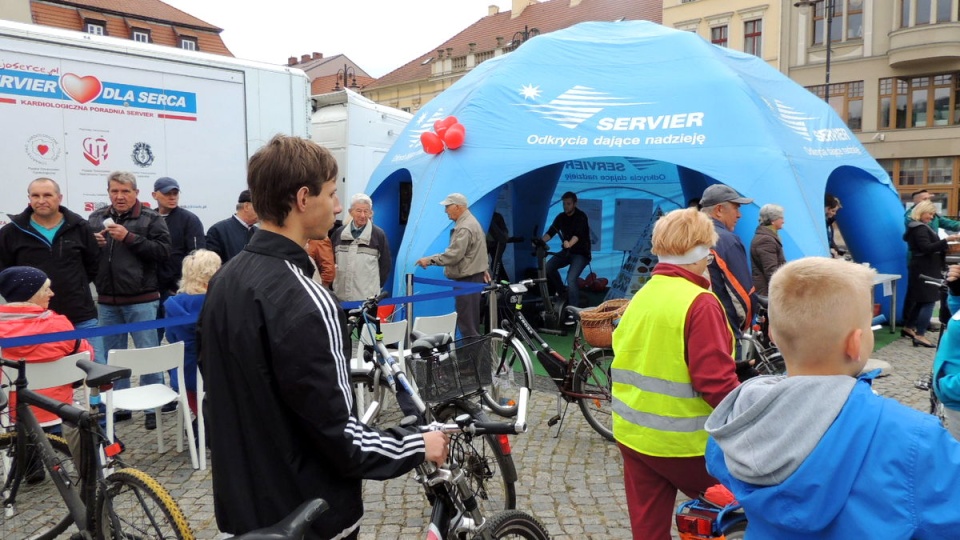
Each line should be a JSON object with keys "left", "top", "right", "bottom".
{"left": 421, "top": 419, "right": 527, "bottom": 436}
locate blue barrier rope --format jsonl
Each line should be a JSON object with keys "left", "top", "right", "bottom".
{"left": 0, "top": 277, "right": 485, "bottom": 348}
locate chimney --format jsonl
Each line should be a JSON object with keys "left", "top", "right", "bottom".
{"left": 312, "top": 52, "right": 323, "bottom": 59}
{"left": 488, "top": 5, "right": 499, "bottom": 16}
{"left": 288, "top": 56, "right": 298, "bottom": 66}
{"left": 511, "top": 0, "right": 537, "bottom": 19}
{"left": 570, "top": 0, "right": 582, "bottom": 5}
{"left": 301, "top": 54, "right": 311, "bottom": 63}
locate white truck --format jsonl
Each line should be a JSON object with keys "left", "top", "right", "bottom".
{"left": 310, "top": 88, "right": 411, "bottom": 219}
{"left": 0, "top": 18, "right": 310, "bottom": 229}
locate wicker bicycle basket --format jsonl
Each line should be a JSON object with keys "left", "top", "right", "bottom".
{"left": 579, "top": 298, "right": 630, "bottom": 348}
{"left": 410, "top": 335, "right": 493, "bottom": 403}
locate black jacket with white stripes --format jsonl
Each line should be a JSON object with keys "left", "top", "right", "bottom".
{"left": 199, "top": 229, "right": 425, "bottom": 539}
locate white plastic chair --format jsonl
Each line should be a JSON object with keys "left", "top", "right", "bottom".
{"left": 0, "top": 351, "right": 90, "bottom": 429}
{"left": 354, "top": 320, "right": 410, "bottom": 415}
{"left": 412, "top": 312, "right": 458, "bottom": 337}
{"left": 104, "top": 342, "right": 198, "bottom": 469}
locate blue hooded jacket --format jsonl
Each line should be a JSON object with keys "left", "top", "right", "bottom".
{"left": 706, "top": 374, "right": 960, "bottom": 539}
{"left": 163, "top": 293, "right": 204, "bottom": 392}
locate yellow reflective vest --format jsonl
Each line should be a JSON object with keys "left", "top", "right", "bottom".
{"left": 611, "top": 273, "right": 730, "bottom": 457}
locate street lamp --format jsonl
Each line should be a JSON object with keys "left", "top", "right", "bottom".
{"left": 795, "top": 0, "right": 833, "bottom": 99}
{"left": 333, "top": 64, "right": 359, "bottom": 91}
{"left": 508, "top": 25, "right": 540, "bottom": 48}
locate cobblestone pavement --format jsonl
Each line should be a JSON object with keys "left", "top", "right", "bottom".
{"left": 5, "top": 331, "right": 939, "bottom": 539}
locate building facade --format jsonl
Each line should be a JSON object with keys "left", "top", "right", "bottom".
{"left": 1, "top": 0, "right": 231, "bottom": 55}
{"left": 362, "top": 0, "right": 661, "bottom": 113}
{"left": 662, "top": 0, "right": 783, "bottom": 70}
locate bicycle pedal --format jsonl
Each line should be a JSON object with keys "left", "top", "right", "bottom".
{"left": 547, "top": 415, "right": 560, "bottom": 427}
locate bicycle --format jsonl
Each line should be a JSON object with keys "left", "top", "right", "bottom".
{"left": 914, "top": 273, "right": 949, "bottom": 423}
{"left": 0, "top": 356, "right": 193, "bottom": 539}
{"left": 346, "top": 294, "right": 527, "bottom": 515}
{"left": 738, "top": 295, "right": 785, "bottom": 377}
{"left": 675, "top": 485, "right": 747, "bottom": 540}
{"left": 482, "top": 279, "right": 615, "bottom": 442}
{"left": 231, "top": 498, "right": 328, "bottom": 539}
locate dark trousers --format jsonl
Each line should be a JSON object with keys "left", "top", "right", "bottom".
{"left": 454, "top": 272, "right": 486, "bottom": 338}
{"left": 619, "top": 443, "right": 718, "bottom": 540}
{"left": 545, "top": 251, "right": 589, "bottom": 308}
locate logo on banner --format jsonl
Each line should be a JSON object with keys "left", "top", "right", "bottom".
{"left": 516, "top": 84, "right": 649, "bottom": 129}
{"left": 131, "top": 142, "right": 154, "bottom": 167}
{"left": 764, "top": 98, "right": 817, "bottom": 141}
{"left": 408, "top": 109, "right": 446, "bottom": 149}
{"left": 24, "top": 134, "right": 60, "bottom": 164}
{"left": 83, "top": 137, "right": 109, "bottom": 166}
{"left": 84, "top": 201, "right": 108, "bottom": 212}
{"left": 60, "top": 73, "right": 103, "bottom": 104}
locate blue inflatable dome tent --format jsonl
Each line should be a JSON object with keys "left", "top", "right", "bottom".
{"left": 367, "top": 21, "right": 904, "bottom": 317}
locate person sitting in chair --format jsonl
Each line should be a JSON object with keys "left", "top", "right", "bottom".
{"left": 541, "top": 191, "right": 591, "bottom": 312}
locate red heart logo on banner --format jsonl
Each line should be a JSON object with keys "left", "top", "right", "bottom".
{"left": 37, "top": 145, "right": 49, "bottom": 155}
{"left": 60, "top": 73, "right": 103, "bottom": 104}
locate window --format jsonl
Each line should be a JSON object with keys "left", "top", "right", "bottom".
{"left": 937, "top": 0, "right": 952, "bottom": 22}
{"left": 881, "top": 157, "right": 960, "bottom": 215}
{"left": 807, "top": 81, "right": 863, "bottom": 130}
{"left": 710, "top": 25, "right": 728, "bottom": 47}
{"left": 810, "top": 0, "right": 862, "bottom": 44}
{"left": 744, "top": 19, "right": 762, "bottom": 57}
{"left": 85, "top": 21, "right": 105, "bottom": 35}
{"left": 132, "top": 30, "right": 150, "bottom": 43}
{"left": 846, "top": 0, "right": 864, "bottom": 39}
{"left": 179, "top": 37, "right": 197, "bottom": 51}
{"left": 901, "top": 0, "right": 953, "bottom": 26}
{"left": 879, "top": 73, "right": 959, "bottom": 129}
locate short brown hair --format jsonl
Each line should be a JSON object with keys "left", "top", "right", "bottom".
{"left": 768, "top": 257, "right": 874, "bottom": 360}
{"left": 651, "top": 208, "right": 718, "bottom": 257}
{"left": 246, "top": 135, "right": 338, "bottom": 227}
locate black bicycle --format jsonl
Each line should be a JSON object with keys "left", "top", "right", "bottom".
{"left": 0, "top": 356, "right": 192, "bottom": 539}
{"left": 738, "top": 295, "right": 785, "bottom": 377}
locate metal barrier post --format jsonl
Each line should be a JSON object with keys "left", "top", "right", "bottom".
{"left": 488, "top": 282, "right": 498, "bottom": 331}
{"left": 405, "top": 273, "right": 415, "bottom": 337}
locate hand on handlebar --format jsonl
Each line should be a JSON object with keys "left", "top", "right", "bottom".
{"left": 423, "top": 431, "right": 450, "bottom": 466}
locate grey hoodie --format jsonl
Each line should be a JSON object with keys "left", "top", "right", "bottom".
{"left": 704, "top": 374, "right": 856, "bottom": 486}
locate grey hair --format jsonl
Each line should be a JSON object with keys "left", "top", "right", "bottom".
{"left": 350, "top": 193, "right": 373, "bottom": 209}
{"left": 759, "top": 204, "right": 785, "bottom": 225}
{"left": 107, "top": 171, "right": 137, "bottom": 190}
{"left": 29, "top": 177, "right": 61, "bottom": 194}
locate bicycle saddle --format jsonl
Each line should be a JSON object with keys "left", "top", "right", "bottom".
{"left": 76, "top": 358, "right": 132, "bottom": 387}
{"left": 235, "top": 498, "right": 328, "bottom": 539}
{"left": 565, "top": 305, "right": 586, "bottom": 321}
{"left": 409, "top": 332, "right": 454, "bottom": 356}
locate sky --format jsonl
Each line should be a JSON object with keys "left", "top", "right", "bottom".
{"left": 162, "top": 1, "right": 516, "bottom": 78}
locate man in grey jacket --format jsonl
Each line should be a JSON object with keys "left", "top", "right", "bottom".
{"left": 416, "top": 193, "right": 489, "bottom": 337}
{"left": 332, "top": 193, "right": 391, "bottom": 301}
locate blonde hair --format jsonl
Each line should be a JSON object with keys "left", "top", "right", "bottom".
{"left": 178, "top": 249, "right": 221, "bottom": 294}
{"left": 768, "top": 257, "right": 874, "bottom": 360}
{"left": 651, "top": 208, "right": 718, "bottom": 257}
{"left": 911, "top": 200, "right": 937, "bottom": 221}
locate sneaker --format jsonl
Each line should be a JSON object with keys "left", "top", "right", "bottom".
{"left": 113, "top": 410, "right": 132, "bottom": 422}
{"left": 161, "top": 401, "right": 178, "bottom": 413}
{"left": 144, "top": 413, "right": 157, "bottom": 431}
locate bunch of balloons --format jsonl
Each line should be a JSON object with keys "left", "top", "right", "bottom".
{"left": 420, "top": 116, "right": 466, "bottom": 154}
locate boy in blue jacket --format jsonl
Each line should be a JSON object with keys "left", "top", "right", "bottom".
{"left": 705, "top": 257, "right": 960, "bottom": 539}
{"left": 933, "top": 263, "right": 960, "bottom": 440}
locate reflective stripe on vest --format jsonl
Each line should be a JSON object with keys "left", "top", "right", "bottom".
{"left": 611, "top": 273, "right": 726, "bottom": 458}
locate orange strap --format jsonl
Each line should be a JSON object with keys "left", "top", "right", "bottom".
{"left": 710, "top": 248, "right": 754, "bottom": 329}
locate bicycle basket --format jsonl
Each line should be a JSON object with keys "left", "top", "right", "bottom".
{"left": 579, "top": 298, "right": 630, "bottom": 348}
{"left": 410, "top": 336, "right": 493, "bottom": 403}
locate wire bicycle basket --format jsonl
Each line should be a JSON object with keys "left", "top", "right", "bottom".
{"left": 411, "top": 336, "right": 493, "bottom": 403}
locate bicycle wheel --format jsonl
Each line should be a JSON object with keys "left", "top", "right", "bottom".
{"left": 470, "top": 509, "right": 551, "bottom": 539}
{"left": 96, "top": 468, "right": 193, "bottom": 540}
{"left": 433, "top": 400, "right": 517, "bottom": 513}
{"left": 574, "top": 348, "right": 615, "bottom": 442}
{"left": 480, "top": 330, "right": 533, "bottom": 418}
{"left": 0, "top": 430, "right": 78, "bottom": 539}
{"left": 350, "top": 369, "right": 405, "bottom": 427}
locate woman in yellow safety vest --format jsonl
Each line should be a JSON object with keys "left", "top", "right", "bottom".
{"left": 612, "top": 208, "right": 740, "bottom": 539}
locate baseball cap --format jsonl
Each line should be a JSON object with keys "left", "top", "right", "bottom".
{"left": 238, "top": 190, "right": 252, "bottom": 203}
{"left": 439, "top": 193, "right": 468, "bottom": 206}
{"left": 700, "top": 185, "right": 753, "bottom": 207}
{"left": 153, "top": 177, "right": 180, "bottom": 194}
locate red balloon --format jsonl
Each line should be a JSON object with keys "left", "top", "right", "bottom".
{"left": 420, "top": 131, "right": 444, "bottom": 154}
{"left": 443, "top": 123, "right": 466, "bottom": 150}
{"left": 442, "top": 116, "right": 458, "bottom": 129}
{"left": 433, "top": 119, "right": 446, "bottom": 132}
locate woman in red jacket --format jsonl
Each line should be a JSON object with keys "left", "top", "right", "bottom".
{"left": 0, "top": 266, "right": 94, "bottom": 426}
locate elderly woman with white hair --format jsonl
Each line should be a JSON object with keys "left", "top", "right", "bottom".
{"left": 750, "top": 204, "right": 787, "bottom": 296}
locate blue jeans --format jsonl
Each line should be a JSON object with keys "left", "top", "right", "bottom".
{"left": 98, "top": 301, "right": 163, "bottom": 390}
{"left": 911, "top": 301, "right": 936, "bottom": 338}
{"left": 73, "top": 318, "right": 102, "bottom": 364}
{"left": 545, "top": 252, "right": 589, "bottom": 309}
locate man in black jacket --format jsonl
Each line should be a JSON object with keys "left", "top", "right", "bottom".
{"left": 200, "top": 135, "right": 447, "bottom": 540}
{"left": 205, "top": 190, "right": 257, "bottom": 262}
{"left": 0, "top": 178, "right": 100, "bottom": 332}
{"left": 88, "top": 171, "right": 171, "bottom": 427}
{"left": 151, "top": 176, "right": 205, "bottom": 340}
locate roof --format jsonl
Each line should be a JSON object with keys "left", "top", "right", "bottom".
{"left": 365, "top": 0, "right": 660, "bottom": 90}
{"left": 30, "top": 0, "right": 232, "bottom": 55}
{"left": 310, "top": 73, "right": 377, "bottom": 95}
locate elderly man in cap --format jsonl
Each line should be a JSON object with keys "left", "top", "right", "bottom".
{"left": 206, "top": 189, "right": 259, "bottom": 263}
{"left": 416, "top": 193, "right": 489, "bottom": 338}
{"left": 151, "top": 177, "right": 205, "bottom": 340}
{"left": 700, "top": 184, "right": 755, "bottom": 340}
